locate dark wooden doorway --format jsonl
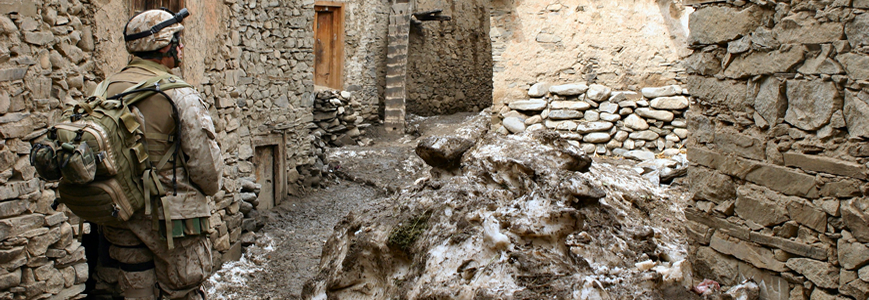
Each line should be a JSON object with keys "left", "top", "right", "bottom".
{"left": 255, "top": 146, "right": 277, "bottom": 210}
{"left": 314, "top": 2, "right": 344, "bottom": 89}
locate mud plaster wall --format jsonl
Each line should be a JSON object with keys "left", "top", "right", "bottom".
{"left": 0, "top": 0, "right": 316, "bottom": 298}
{"left": 406, "top": 0, "right": 493, "bottom": 116}
{"left": 490, "top": 0, "right": 691, "bottom": 107}
{"left": 685, "top": 1, "right": 869, "bottom": 299}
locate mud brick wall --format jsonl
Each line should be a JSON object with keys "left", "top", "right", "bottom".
{"left": 685, "top": 1, "right": 869, "bottom": 299}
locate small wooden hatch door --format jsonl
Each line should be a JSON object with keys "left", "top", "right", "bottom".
{"left": 314, "top": 2, "right": 345, "bottom": 89}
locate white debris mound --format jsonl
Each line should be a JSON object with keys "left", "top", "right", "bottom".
{"left": 302, "top": 128, "right": 696, "bottom": 299}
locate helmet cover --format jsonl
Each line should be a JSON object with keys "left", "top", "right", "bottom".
{"left": 125, "top": 10, "right": 184, "bottom": 53}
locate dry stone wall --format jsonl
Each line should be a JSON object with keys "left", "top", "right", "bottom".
{"left": 406, "top": 0, "right": 493, "bottom": 115}
{"left": 0, "top": 0, "right": 96, "bottom": 299}
{"left": 0, "top": 0, "right": 318, "bottom": 298}
{"left": 686, "top": 1, "right": 869, "bottom": 299}
{"left": 490, "top": 0, "right": 692, "bottom": 107}
{"left": 494, "top": 82, "right": 690, "bottom": 158}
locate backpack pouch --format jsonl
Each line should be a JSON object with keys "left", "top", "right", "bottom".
{"left": 30, "top": 143, "right": 62, "bottom": 181}
{"left": 58, "top": 178, "right": 136, "bottom": 227}
{"left": 59, "top": 142, "right": 96, "bottom": 184}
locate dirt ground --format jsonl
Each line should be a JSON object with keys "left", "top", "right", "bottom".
{"left": 205, "top": 113, "right": 480, "bottom": 299}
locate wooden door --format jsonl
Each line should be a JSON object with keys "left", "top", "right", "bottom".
{"left": 254, "top": 146, "right": 276, "bottom": 210}
{"left": 314, "top": 4, "right": 344, "bottom": 89}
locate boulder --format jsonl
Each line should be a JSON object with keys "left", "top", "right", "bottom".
{"left": 598, "top": 102, "right": 619, "bottom": 114}
{"left": 624, "top": 114, "right": 649, "bottom": 130}
{"left": 629, "top": 131, "right": 659, "bottom": 141}
{"left": 845, "top": 90, "right": 869, "bottom": 138}
{"left": 846, "top": 12, "right": 869, "bottom": 48}
{"left": 549, "top": 83, "right": 588, "bottom": 96}
{"left": 415, "top": 136, "right": 475, "bottom": 169}
{"left": 528, "top": 83, "right": 551, "bottom": 97}
{"left": 508, "top": 99, "right": 548, "bottom": 111}
{"left": 502, "top": 117, "right": 526, "bottom": 134}
{"left": 689, "top": 5, "right": 766, "bottom": 45}
{"left": 586, "top": 84, "right": 611, "bottom": 101}
{"left": 583, "top": 132, "right": 611, "bottom": 143}
{"left": 785, "top": 258, "right": 839, "bottom": 289}
{"left": 774, "top": 12, "right": 843, "bottom": 44}
{"left": 574, "top": 121, "right": 613, "bottom": 134}
{"left": 784, "top": 80, "right": 841, "bottom": 131}
{"left": 650, "top": 96, "right": 689, "bottom": 110}
{"left": 551, "top": 101, "right": 590, "bottom": 110}
{"left": 641, "top": 85, "right": 682, "bottom": 98}
{"left": 548, "top": 110, "right": 583, "bottom": 120}
{"left": 624, "top": 150, "right": 655, "bottom": 161}
{"left": 635, "top": 108, "right": 674, "bottom": 122}
{"left": 754, "top": 76, "right": 787, "bottom": 125}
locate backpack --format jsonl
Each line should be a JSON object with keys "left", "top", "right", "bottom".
{"left": 31, "top": 73, "right": 192, "bottom": 228}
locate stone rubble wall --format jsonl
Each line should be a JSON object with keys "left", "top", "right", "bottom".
{"left": 406, "top": 0, "right": 493, "bottom": 116}
{"left": 685, "top": 1, "right": 869, "bottom": 299}
{"left": 493, "top": 82, "right": 690, "bottom": 158}
{"left": 0, "top": 0, "right": 98, "bottom": 299}
{"left": 0, "top": 0, "right": 318, "bottom": 298}
{"left": 197, "top": 0, "right": 316, "bottom": 268}
{"left": 490, "top": 0, "right": 692, "bottom": 107}
{"left": 312, "top": 90, "right": 373, "bottom": 148}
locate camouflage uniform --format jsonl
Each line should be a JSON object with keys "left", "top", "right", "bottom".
{"left": 94, "top": 9, "right": 223, "bottom": 300}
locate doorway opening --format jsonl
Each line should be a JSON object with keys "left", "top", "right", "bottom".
{"left": 314, "top": 2, "right": 345, "bottom": 90}
{"left": 253, "top": 134, "right": 288, "bottom": 211}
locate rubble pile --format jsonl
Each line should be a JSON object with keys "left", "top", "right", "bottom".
{"left": 495, "top": 83, "right": 690, "bottom": 159}
{"left": 302, "top": 115, "right": 695, "bottom": 299}
{"left": 310, "top": 90, "right": 373, "bottom": 148}
{"left": 685, "top": 1, "right": 869, "bottom": 299}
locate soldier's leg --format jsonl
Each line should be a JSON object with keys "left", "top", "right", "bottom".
{"left": 124, "top": 216, "right": 213, "bottom": 300}
{"left": 91, "top": 228, "right": 123, "bottom": 299}
{"left": 101, "top": 225, "right": 159, "bottom": 300}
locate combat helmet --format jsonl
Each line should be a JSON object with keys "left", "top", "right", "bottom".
{"left": 124, "top": 8, "right": 189, "bottom": 59}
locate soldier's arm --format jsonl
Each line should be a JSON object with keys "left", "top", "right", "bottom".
{"left": 173, "top": 87, "right": 224, "bottom": 196}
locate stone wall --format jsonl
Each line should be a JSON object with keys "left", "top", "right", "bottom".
{"left": 0, "top": 0, "right": 317, "bottom": 298}
{"left": 0, "top": 0, "right": 96, "bottom": 298}
{"left": 685, "top": 1, "right": 869, "bottom": 299}
{"left": 406, "top": 0, "right": 493, "bottom": 115}
{"left": 490, "top": 0, "right": 692, "bottom": 107}
{"left": 494, "top": 82, "right": 689, "bottom": 157}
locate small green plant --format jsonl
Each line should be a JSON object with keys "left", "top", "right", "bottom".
{"left": 388, "top": 211, "right": 432, "bottom": 252}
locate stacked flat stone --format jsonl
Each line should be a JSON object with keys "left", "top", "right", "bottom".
{"left": 497, "top": 82, "right": 689, "bottom": 159}
{"left": 0, "top": 0, "right": 96, "bottom": 298}
{"left": 311, "top": 90, "right": 371, "bottom": 148}
{"left": 198, "top": 0, "right": 320, "bottom": 268}
{"left": 685, "top": 1, "right": 869, "bottom": 299}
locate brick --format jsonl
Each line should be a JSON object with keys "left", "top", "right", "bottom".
{"left": 842, "top": 198, "right": 869, "bottom": 243}
{"left": 689, "top": 167, "right": 737, "bottom": 203}
{"left": 786, "top": 198, "right": 827, "bottom": 233}
{"left": 783, "top": 152, "right": 867, "bottom": 180}
{"left": 0, "top": 214, "right": 45, "bottom": 241}
{"left": 710, "top": 231, "right": 787, "bottom": 272}
{"left": 819, "top": 179, "right": 862, "bottom": 198}
{"left": 743, "top": 161, "right": 818, "bottom": 198}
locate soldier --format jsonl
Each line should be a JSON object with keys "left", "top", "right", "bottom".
{"left": 93, "top": 8, "right": 224, "bottom": 300}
